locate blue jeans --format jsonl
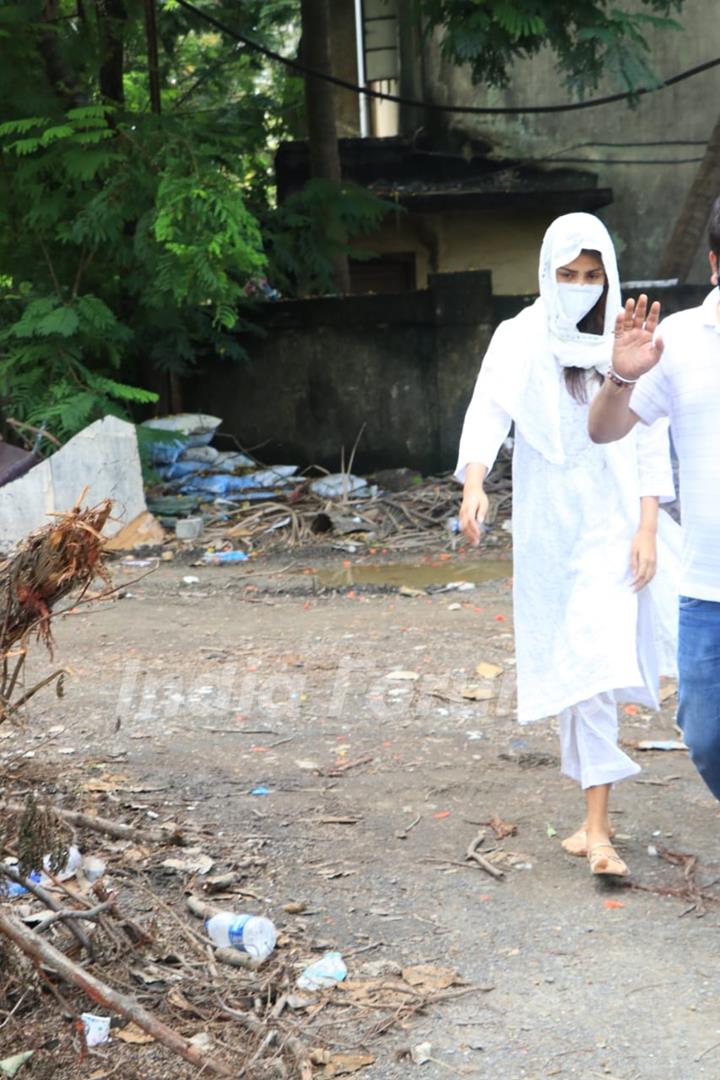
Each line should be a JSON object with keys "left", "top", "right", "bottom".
{"left": 678, "top": 596, "right": 720, "bottom": 800}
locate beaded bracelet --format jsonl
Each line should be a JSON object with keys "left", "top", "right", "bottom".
{"left": 606, "top": 367, "right": 638, "bottom": 389}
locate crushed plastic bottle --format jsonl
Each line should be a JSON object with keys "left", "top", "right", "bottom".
{"left": 205, "top": 912, "right": 277, "bottom": 961}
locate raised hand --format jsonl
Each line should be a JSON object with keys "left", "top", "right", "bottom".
{"left": 612, "top": 295, "right": 664, "bottom": 381}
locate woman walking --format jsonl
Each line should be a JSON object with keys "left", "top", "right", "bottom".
{"left": 456, "top": 213, "right": 679, "bottom": 877}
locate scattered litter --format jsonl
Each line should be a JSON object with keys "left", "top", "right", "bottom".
{"left": 310, "top": 475, "right": 373, "bottom": 499}
{"left": 385, "top": 670, "right": 420, "bottom": 681}
{"left": 603, "top": 900, "right": 625, "bottom": 910}
{"left": 445, "top": 581, "right": 475, "bottom": 592}
{"left": 205, "top": 912, "right": 278, "bottom": 961}
{"left": 202, "top": 550, "right": 249, "bottom": 564}
{"left": 175, "top": 516, "right": 204, "bottom": 541}
{"left": 546, "top": 824, "right": 558, "bottom": 839}
{"left": 410, "top": 1042, "right": 433, "bottom": 1065}
{"left": 142, "top": 413, "right": 221, "bottom": 451}
{"left": 81, "top": 856, "right": 106, "bottom": 884}
{"left": 0, "top": 1053, "right": 34, "bottom": 1079}
{"left": 297, "top": 951, "right": 347, "bottom": 991}
{"left": 250, "top": 786, "right": 270, "bottom": 796}
{"left": 182, "top": 575, "right": 200, "bottom": 585}
{"left": 81, "top": 1013, "right": 111, "bottom": 1047}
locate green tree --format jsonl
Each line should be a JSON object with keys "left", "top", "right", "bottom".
{"left": 418, "top": 0, "right": 684, "bottom": 94}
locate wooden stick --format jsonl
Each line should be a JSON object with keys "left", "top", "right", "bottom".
{"left": 0, "top": 865, "right": 93, "bottom": 955}
{"left": 0, "top": 910, "right": 233, "bottom": 1076}
{"left": 0, "top": 801, "right": 182, "bottom": 846}
{"left": 35, "top": 899, "right": 115, "bottom": 934}
{"left": 465, "top": 830, "right": 504, "bottom": 881}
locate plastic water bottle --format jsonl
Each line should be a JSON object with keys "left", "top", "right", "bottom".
{"left": 205, "top": 912, "right": 277, "bottom": 960}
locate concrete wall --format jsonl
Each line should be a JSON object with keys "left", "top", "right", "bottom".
{"left": 417, "top": 0, "right": 720, "bottom": 283}
{"left": 186, "top": 277, "right": 709, "bottom": 474}
{"left": 188, "top": 272, "right": 495, "bottom": 474}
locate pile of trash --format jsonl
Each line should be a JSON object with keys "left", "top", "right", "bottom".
{"left": 141, "top": 413, "right": 512, "bottom": 554}
{"left": 0, "top": 789, "right": 483, "bottom": 1078}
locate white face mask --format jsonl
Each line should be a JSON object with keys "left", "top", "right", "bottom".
{"left": 558, "top": 283, "right": 604, "bottom": 326}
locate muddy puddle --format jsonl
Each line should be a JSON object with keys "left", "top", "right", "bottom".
{"left": 315, "top": 559, "right": 511, "bottom": 590}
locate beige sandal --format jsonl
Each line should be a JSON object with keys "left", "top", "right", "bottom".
{"left": 587, "top": 843, "right": 629, "bottom": 877}
{"left": 561, "top": 825, "right": 615, "bottom": 858}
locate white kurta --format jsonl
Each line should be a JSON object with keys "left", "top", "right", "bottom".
{"left": 457, "top": 364, "right": 680, "bottom": 725}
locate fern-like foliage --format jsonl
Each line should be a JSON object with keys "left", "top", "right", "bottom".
{"left": 418, "top": 0, "right": 683, "bottom": 94}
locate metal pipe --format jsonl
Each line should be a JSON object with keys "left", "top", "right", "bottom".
{"left": 353, "top": 0, "right": 370, "bottom": 137}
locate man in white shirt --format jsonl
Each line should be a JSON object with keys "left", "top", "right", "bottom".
{"left": 588, "top": 195, "right": 720, "bottom": 799}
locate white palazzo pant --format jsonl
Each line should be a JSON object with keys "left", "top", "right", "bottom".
{"left": 558, "top": 691, "right": 641, "bottom": 789}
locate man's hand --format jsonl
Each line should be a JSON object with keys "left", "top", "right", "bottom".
{"left": 460, "top": 486, "right": 489, "bottom": 547}
{"left": 631, "top": 527, "right": 657, "bottom": 591}
{"left": 612, "top": 294, "right": 664, "bottom": 381}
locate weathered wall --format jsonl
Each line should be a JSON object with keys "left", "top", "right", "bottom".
{"left": 188, "top": 273, "right": 495, "bottom": 474}
{"left": 353, "top": 206, "right": 558, "bottom": 293}
{"left": 186, "top": 277, "right": 710, "bottom": 473}
{"left": 417, "top": 0, "right": 720, "bottom": 283}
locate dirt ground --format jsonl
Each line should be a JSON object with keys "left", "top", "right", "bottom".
{"left": 3, "top": 542, "right": 720, "bottom": 1080}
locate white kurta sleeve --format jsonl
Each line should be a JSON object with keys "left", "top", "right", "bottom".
{"left": 635, "top": 416, "right": 675, "bottom": 502}
{"left": 454, "top": 374, "right": 512, "bottom": 484}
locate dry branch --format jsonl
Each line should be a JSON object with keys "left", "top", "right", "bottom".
{"left": 0, "top": 910, "right": 234, "bottom": 1076}
{"left": 0, "top": 801, "right": 183, "bottom": 846}
{"left": 465, "top": 831, "right": 504, "bottom": 881}
{"left": 0, "top": 864, "right": 93, "bottom": 955}
{"left": 0, "top": 499, "right": 112, "bottom": 720}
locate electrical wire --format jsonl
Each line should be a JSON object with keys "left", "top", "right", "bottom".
{"left": 173, "top": 0, "right": 720, "bottom": 117}
{"left": 545, "top": 156, "right": 705, "bottom": 165}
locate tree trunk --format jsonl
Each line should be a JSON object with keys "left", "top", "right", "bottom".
{"left": 39, "top": 0, "right": 81, "bottom": 105}
{"left": 299, "top": 0, "right": 351, "bottom": 293}
{"left": 143, "top": 0, "right": 162, "bottom": 115}
{"left": 658, "top": 110, "right": 720, "bottom": 281}
{"left": 95, "top": 0, "right": 127, "bottom": 105}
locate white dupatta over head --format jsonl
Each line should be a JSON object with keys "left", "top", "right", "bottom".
{"left": 479, "top": 212, "right": 622, "bottom": 466}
